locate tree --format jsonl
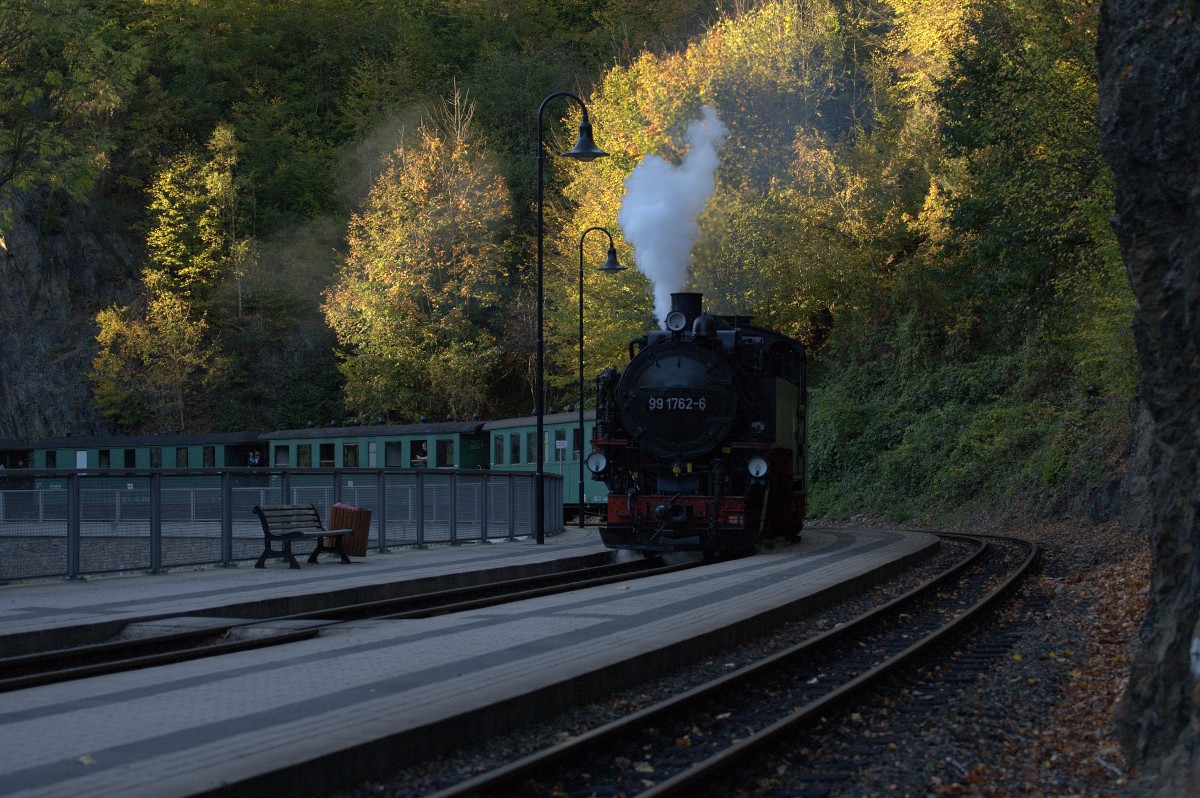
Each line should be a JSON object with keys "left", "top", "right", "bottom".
{"left": 142, "top": 294, "right": 214, "bottom": 431}
{"left": 92, "top": 125, "right": 246, "bottom": 431}
{"left": 92, "top": 294, "right": 214, "bottom": 431}
{"left": 139, "top": 122, "right": 254, "bottom": 320}
{"left": 0, "top": 0, "right": 140, "bottom": 229}
{"left": 143, "top": 151, "right": 225, "bottom": 304}
{"left": 324, "top": 87, "right": 511, "bottom": 421}
{"left": 91, "top": 304, "right": 152, "bottom": 430}
{"left": 935, "top": 0, "right": 1124, "bottom": 354}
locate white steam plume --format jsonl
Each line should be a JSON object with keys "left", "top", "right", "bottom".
{"left": 617, "top": 106, "right": 729, "bottom": 326}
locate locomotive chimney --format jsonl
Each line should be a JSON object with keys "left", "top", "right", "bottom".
{"left": 670, "top": 292, "right": 703, "bottom": 330}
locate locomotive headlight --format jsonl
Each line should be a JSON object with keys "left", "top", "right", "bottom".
{"left": 585, "top": 451, "right": 608, "bottom": 474}
{"left": 747, "top": 456, "right": 769, "bottom": 478}
{"left": 664, "top": 310, "right": 688, "bottom": 332}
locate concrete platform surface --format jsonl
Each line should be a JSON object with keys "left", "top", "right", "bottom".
{"left": 0, "top": 527, "right": 611, "bottom": 654}
{"left": 0, "top": 526, "right": 938, "bottom": 798}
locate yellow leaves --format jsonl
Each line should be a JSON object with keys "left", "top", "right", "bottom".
{"left": 699, "top": 0, "right": 840, "bottom": 92}
{"left": 326, "top": 85, "right": 513, "bottom": 417}
{"left": 886, "top": 0, "right": 969, "bottom": 99}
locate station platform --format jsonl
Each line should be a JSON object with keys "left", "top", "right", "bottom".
{"left": 0, "top": 526, "right": 938, "bottom": 798}
{"left": 0, "top": 526, "right": 613, "bottom": 656}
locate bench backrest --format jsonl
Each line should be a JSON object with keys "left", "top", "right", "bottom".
{"left": 253, "top": 503, "right": 325, "bottom": 535}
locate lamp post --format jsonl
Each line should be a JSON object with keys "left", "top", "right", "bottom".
{"left": 535, "top": 92, "right": 607, "bottom": 544}
{"left": 577, "top": 227, "right": 622, "bottom": 528}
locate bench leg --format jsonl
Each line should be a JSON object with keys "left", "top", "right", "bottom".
{"left": 282, "top": 540, "right": 301, "bottom": 569}
{"left": 307, "top": 538, "right": 353, "bottom": 564}
{"left": 307, "top": 535, "right": 354, "bottom": 564}
{"left": 257, "top": 539, "right": 300, "bottom": 569}
{"left": 256, "top": 537, "right": 279, "bottom": 568}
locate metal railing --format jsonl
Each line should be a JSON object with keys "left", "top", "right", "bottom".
{"left": 0, "top": 467, "right": 564, "bottom": 582}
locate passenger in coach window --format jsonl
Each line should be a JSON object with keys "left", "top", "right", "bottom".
{"left": 247, "top": 450, "right": 262, "bottom": 467}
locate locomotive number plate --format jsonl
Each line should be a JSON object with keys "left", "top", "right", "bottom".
{"left": 648, "top": 395, "right": 708, "bottom": 411}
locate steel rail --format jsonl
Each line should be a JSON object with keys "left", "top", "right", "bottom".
{"left": 638, "top": 535, "right": 1038, "bottom": 797}
{"left": 424, "top": 535, "right": 1035, "bottom": 798}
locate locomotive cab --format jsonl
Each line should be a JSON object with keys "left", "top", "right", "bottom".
{"left": 590, "top": 292, "right": 807, "bottom": 558}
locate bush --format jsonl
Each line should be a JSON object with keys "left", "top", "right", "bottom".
{"left": 807, "top": 331, "right": 1132, "bottom": 523}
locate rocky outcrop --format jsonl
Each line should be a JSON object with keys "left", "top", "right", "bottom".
{"left": 1097, "top": 1, "right": 1200, "bottom": 794}
{"left": 0, "top": 190, "right": 136, "bottom": 440}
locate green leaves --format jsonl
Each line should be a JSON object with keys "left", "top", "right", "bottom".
{"left": 797, "top": 0, "right": 1134, "bottom": 522}
{"left": 0, "top": 0, "right": 141, "bottom": 229}
{"left": 91, "top": 124, "right": 249, "bottom": 431}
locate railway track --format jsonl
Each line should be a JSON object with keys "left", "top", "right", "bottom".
{"left": 420, "top": 533, "right": 1037, "bottom": 798}
{"left": 0, "top": 556, "right": 698, "bottom": 694}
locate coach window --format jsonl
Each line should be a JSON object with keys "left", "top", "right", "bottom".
{"left": 203, "top": 446, "right": 215, "bottom": 467}
{"left": 176, "top": 447, "right": 189, "bottom": 468}
{"left": 99, "top": 449, "right": 111, "bottom": 468}
{"left": 46, "top": 451, "right": 57, "bottom": 468}
{"left": 150, "top": 448, "right": 162, "bottom": 468}
{"left": 436, "top": 439, "right": 455, "bottom": 467}
{"left": 297, "top": 444, "right": 312, "bottom": 468}
{"left": 509, "top": 434, "right": 519, "bottom": 465}
{"left": 411, "top": 440, "right": 428, "bottom": 467}
{"left": 124, "top": 448, "right": 137, "bottom": 468}
{"left": 318, "top": 444, "right": 334, "bottom": 467}
{"left": 343, "top": 443, "right": 359, "bottom": 468}
{"left": 385, "top": 441, "right": 403, "bottom": 467}
{"left": 368, "top": 441, "right": 377, "bottom": 467}
{"left": 493, "top": 435, "right": 504, "bottom": 465}
{"left": 526, "top": 432, "right": 536, "bottom": 464}
{"left": 573, "top": 428, "right": 583, "bottom": 461}
{"left": 274, "top": 445, "right": 291, "bottom": 467}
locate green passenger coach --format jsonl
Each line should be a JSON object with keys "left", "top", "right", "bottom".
{"left": 261, "top": 420, "right": 488, "bottom": 470}
{"left": 483, "top": 410, "right": 603, "bottom": 515}
{"left": 29, "top": 431, "right": 262, "bottom": 470}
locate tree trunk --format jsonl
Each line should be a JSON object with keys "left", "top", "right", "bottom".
{"left": 1097, "top": 2, "right": 1200, "bottom": 794}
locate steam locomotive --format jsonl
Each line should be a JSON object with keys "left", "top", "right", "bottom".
{"left": 586, "top": 293, "right": 808, "bottom": 558}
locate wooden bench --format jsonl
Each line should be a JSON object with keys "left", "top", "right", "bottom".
{"left": 253, "top": 504, "right": 355, "bottom": 569}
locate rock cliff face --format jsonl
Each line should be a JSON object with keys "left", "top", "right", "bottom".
{"left": 1097, "top": 1, "right": 1200, "bottom": 794}
{"left": 0, "top": 191, "right": 135, "bottom": 440}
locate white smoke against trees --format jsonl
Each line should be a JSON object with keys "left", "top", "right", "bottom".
{"left": 617, "top": 106, "right": 729, "bottom": 326}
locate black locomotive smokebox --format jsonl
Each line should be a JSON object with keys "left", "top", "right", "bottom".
{"left": 617, "top": 338, "right": 736, "bottom": 460}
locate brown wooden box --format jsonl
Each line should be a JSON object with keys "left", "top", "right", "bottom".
{"left": 327, "top": 502, "right": 371, "bottom": 557}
